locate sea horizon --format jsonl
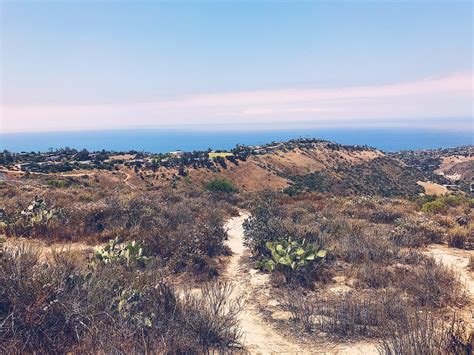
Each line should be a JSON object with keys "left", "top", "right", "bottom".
{"left": 1, "top": 127, "right": 472, "bottom": 154}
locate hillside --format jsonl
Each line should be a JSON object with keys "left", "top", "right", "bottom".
{"left": 436, "top": 156, "right": 474, "bottom": 181}
{"left": 392, "top": 146, "right": 473, "bottom": 193}
{"left": 1, "top": 138, "right": 433, "bottom": 196}
{"left": 188, "top": 140, "right": 423, "bottom": 196}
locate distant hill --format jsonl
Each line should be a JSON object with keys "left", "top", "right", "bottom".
{"left": 3, "top": 138, "right": 468, "bottom": 197}
{"left": 189, "top": 140, "right": 425, "bottom": 196}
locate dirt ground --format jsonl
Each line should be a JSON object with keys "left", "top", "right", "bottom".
{"left": 417, "top": 181, "right": 448, "bottom": 196}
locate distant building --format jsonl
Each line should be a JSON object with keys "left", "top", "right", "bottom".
{"left": 169, "top": 151, "right": 184, "bottom": 158}
{"left": 15, "top": 163, "right": 32, "bottom": 171}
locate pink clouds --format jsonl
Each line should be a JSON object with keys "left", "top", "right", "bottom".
{"left": 1, "top": 72, "right": 472, "bottom": 133}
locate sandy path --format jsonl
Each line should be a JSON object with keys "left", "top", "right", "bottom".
{"left": 426, "top": 245, "right": 474, "bottom": 296}
{"left": 426, "top": 244, "right": 474, "bottom": 333}
{"left": 224, "top": 212, "right": 306, "bottom": 354}
{"left": 122, "top": 170, "right": 137, "bottom": 189}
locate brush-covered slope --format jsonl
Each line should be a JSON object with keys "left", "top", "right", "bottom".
{"left": 189, "top": 140, "right": 425, "bottom": 196}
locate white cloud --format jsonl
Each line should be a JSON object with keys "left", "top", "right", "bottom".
{"left": 1, "top": 72, "right": 472, "bottom": 133}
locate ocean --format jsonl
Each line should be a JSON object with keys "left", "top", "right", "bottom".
{"left": 0, "top": 128, "right": 472, "bottom": 153}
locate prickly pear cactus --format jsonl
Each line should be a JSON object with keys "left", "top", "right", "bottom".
{"left": 256, "top": 239, "right": 327, "bottom": 279}
{"left": 95, "top": 237, "right": 149, "bottom": 268}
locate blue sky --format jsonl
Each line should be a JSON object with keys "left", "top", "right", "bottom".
{"left": 1, "top": 1, "right": 472, "bottom": 133}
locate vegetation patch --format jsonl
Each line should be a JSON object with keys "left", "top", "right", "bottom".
{"left": 205, "top": 178, "right": 238, "bottom": 193}
{"left": 285, "top": 157, "right": 425, "bottom": 197}
{"left": 208, "top": 152, "right": 234, "bottom": 158}
{"left": 0, "top": 245, "right": 243, "bottom": 353}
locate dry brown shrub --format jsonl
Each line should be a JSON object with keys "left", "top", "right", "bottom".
{"left": 447, "top": 226, "right": 471, "bottom": 249}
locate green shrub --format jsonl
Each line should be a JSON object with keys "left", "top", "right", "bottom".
{"left": 205, "top": 178, "right": 238, "bottom": 193}
{"left": 390, "top": 216, "right": 444, "bottom": 247}
{"left": 46, "top": 179, "right": 70, "bottom": 188}
{"left": 441, "top": 195, "right": 464, "bottom": 208}
{"left": 421, "top": 200, "right": 447, "bottom": 214}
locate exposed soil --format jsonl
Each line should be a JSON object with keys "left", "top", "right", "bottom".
{"left": 426, "top": 244, "right": 474, "bottom": 335}
{"left": 417, "top": 181, "right": 448, "bottom": 196}
{"left": 122, "top": 170, "right": 137, "bottom": 189}
{"left": 224, "top": 212, "right": 305, "bottom": 353}
{"left": 436, "top": 156, "right": 474, "bottom": 181}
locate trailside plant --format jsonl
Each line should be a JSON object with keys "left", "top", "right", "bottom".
{"left": 95, "top": 237, "right": 150, "bottom": 268}
{"left": 112, "top": 288, "right": 153, "bottom": 329}
{"left": 0, "top": 197, "right": 59, "bottom": 237}
{"left": 256, "top": 239, "right": 327, "bottom": 283}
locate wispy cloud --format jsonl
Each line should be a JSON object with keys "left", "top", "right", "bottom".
{"left": 2, "top": 72, "right": 472, "bottom": 133}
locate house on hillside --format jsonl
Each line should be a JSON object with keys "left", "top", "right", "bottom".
{"left": 169, "top": 150, "right": 184, "bottom": 158}
{"left": 15, "top": 163, "right": 32, "bottom": 171}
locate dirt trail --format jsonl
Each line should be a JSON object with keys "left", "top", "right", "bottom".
{"left": 426, "top": 244, "right": 474, "bottom": 332}
{"left": 224, "top": 213, "right": 379, "bottom": 354}
{"left": 426, "top": 245, "right": 473, "bottom": 296}
{"left": 122, "top": 170, "right": 137, "bottom": 189}
{"left": 426, "top": 244, "right": 474, "bottom": 297}
{"left": 224, "top": 212, "right": 306, "bottom": 354}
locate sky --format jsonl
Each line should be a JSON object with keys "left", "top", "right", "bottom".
{"left": 0, "top": 0, "right": 472, "bottom": 133}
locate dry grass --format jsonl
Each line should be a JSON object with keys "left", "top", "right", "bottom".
{"left": 447, "top": 226, "right": 471, "bottom": 249}
{"left": 0, "top": 245, "right": 242, "bottom": 353}
{"left": 0, "top": 178, "right": 238, "bottom": 278}
{"left": 251, "top": 192, "right": 470, "bottom": 351}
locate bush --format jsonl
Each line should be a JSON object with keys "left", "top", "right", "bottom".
{"left": 396, "top": 257, "right": 465, "bottom": 308}
{"left": 0, "top": 190, "right": 232, "bottom": 277}
{"left": 378, "top": 313, "right": 470, "bottom": 355}
{"left": 280, "top": 289, "right": 316, "bottom": 332}
{"left": 180, "top": 281, "right": 242, "bottom": 349}
{"left": 46, "top": 179, "right": 71, "bottom": 188}
{"left": 390, "top": 216, "right": 444, "bottom": 247}
{"left": 332, "top": 224, "right": 399, "bottom": 264}
{"left": 441, "top": 195, "right": 464, "bottom": 208}
{"left": 243, "top": 192, "right": 289, "bottom": 257}
{"left": 447, "top": 226, "right": 470, "bottom": 249}
{"left": 205, "top": 178, "right": 238, "bottom": 193}
{"left": 355, "top": 263, "right": 395, "bottom": 289}
{"left": 281, "top": 290, "right": 410, "bottom": 339}
{"left": 370, "top": 210, "right": 403, "bottom": 224}
{"left": 421, "top": 200, "right": 447, "bottom": 214}
{"left": 0, "top": 197, "right": 60, "bottom": 238}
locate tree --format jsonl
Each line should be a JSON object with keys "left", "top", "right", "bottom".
{"left": 75, "top": 149, "right": 90, "bottom": 161}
